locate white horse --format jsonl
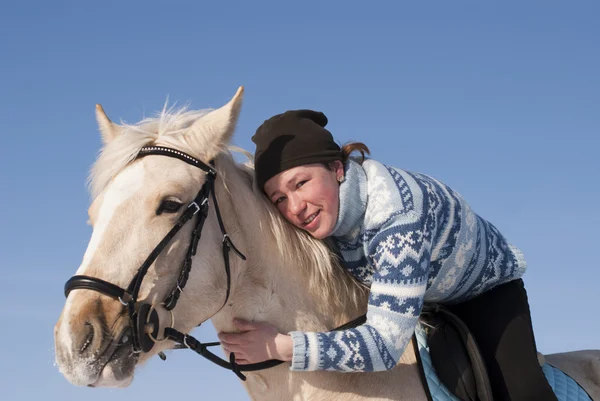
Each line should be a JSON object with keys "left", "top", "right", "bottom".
{"left": 54, "top": 87, "right": 600, "bottom": 400}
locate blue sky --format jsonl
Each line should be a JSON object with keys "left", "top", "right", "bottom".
{"left": 1, "top": 1, "right": 598, "bottom": 400}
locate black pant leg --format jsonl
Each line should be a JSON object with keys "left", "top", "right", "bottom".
{"left": 447, "top": 279, "right": 557, "bottom": 401}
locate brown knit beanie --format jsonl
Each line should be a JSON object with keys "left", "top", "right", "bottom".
{"left": 252, "top": 109, "right": 342, "bottom": 189}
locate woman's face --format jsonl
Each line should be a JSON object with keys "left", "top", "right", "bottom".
{"left": 264, "top": 161, "right": 344, "bottom": 239}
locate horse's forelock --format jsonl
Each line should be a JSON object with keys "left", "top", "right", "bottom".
{"left": 88, "top": 106, "right": 213, "bottom": 199}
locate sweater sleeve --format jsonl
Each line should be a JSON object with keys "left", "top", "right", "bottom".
{"left": 288, "top": 203, "right": 434, "bottom": 372}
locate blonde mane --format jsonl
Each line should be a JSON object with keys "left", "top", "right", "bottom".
{"left": 238, "top": 162, "right": 367, "bottom": 312}
{"left": 88, "top": 106, "right": 366, "bottom": 313}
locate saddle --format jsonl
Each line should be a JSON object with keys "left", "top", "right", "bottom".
{"left": 418, "top": 304, "right": 494, "bottom": 401}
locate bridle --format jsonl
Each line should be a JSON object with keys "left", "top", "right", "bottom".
{"left": 64, "top": 146, "right": 256, "bottom": 379}
{"left": 63, "top": 145, "right": 366, "bottom": 381}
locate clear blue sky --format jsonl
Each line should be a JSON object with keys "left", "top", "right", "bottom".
{"left": 1, "top": 1, "right": 598, "bottom": 400}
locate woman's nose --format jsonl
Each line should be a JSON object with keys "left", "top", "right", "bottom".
{"left": 288, "top": 194, "right": 306, "bottom": 215}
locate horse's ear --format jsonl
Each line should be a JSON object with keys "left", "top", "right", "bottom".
{"left": 188, "top": 86, "right": 244, "bottom": 157}
{"left": 95, "top": 104, "right": 121, "bottom": 144}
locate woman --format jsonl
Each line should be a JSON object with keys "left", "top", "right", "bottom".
{"left": 218, "top": 109, "right": 557, "bottom": 401}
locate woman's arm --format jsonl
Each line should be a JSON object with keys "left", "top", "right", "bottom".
{"left": 218, "top": 207, "right": 433, "bottom": 372}
{"left": 287, "top": 213, "right": 432, "bottom": 372}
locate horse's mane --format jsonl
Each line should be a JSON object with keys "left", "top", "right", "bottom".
{"left": 235, "top": 163, "right": 367, "bottom": 311}
{"left": 89, "top": 106, "right": 366, "bottom": 312}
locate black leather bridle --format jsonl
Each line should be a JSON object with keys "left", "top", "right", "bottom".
{"left": 63, "top": 145, "right": 366, "bottom": 381}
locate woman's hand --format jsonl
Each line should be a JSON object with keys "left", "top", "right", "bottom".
{"left": 218, "top": 319, "right": 293, "bottom": 364}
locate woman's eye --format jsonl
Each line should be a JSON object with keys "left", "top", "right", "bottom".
{"left": 157, "top": 199, "right": 183, "bottom": 215}
{"left": 296, "top": 180, "right": 307, "bottom": 189}
{"left": 274, "top": 196, "right": 286, "bottom": 205}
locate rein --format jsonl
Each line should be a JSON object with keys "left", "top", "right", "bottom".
{"left": 63, "top": 146, "right": 365, "bottom": 381}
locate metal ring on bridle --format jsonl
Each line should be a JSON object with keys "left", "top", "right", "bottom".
{"left": 146, "top": 304, "right": 176, "bottom": 343}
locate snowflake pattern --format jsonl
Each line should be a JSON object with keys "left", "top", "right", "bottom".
{"left": 289, "top": 160, "right": 526, "bottom": 372}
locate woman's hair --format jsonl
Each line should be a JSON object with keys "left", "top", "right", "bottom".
{"left": 341, "top": 142, "right": 370, "bottom": 164}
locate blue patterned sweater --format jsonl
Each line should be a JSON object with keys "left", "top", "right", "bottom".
{"left": 288, "top": 159, "right": 527, "bottom": 372}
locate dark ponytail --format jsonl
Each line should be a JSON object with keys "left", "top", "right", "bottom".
{"left": 341, "top": 142, "right": 370, "bottom": 164}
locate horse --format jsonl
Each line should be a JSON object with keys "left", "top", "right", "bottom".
{"left": 54, "top": 87, "right": 600, "bottom": 400}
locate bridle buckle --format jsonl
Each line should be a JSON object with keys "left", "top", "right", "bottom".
{"left": 118, "top": 292, "right": 133, "bottom": 306}
{"left": 187, "top": 202, "right": 200, "bottom": 215}
{"left": 188, "top": 198, "right": 208, "bottom": 216}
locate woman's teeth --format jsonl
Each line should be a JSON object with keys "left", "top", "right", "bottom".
{"left": 305, "top": 212, "right": 318, "bottom": 225}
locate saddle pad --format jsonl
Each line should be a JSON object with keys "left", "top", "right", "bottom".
{"left": 415, "top": 323, "right": 592, "bottom": 401}
{"left": 415, "top": 323, "right": 462, "bottom": 401}
{"left": 542, "top": 363, "right": 592, "bottom": 401}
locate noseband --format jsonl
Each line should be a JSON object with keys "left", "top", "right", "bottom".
{"left": 63, "top": 145, "right": 366, "bottom": 381}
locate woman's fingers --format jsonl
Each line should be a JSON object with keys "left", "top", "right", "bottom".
{"left": 218, "top": 319, "right": 284, "bottom": 364}
{"left": 222, "top": 343, "right": 246, "bottom": 355}
{"left": 224, "top": 350, "right": 249, "bottom": 364}
{"left": 219, "top": 333, "right": 246, "bottom": 344}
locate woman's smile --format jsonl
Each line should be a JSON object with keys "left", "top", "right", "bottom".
{"left": 302, "top": 210, "right": 320, "bottom": 229}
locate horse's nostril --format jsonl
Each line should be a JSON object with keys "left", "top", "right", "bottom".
{"left": 79, "top": 322, "right": 94, "bottom": 354}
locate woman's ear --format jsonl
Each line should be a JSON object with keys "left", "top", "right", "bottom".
{"left": 330, "top": 160, "right": 345, "bottom": 183}
{"left": 328, "top": 160, "right": 344, "bottom": 172}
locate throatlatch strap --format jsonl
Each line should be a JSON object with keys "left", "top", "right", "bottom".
{"left": 211, "top": 180, "right": 246, "bottom": 261}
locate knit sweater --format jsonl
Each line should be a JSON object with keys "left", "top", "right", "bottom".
{"left": 288, "top": 159, "right": 527, "bottom": 372}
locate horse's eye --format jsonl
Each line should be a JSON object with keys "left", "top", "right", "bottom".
{"left": 157, "top": 200, "right": 183, "bottom": 215}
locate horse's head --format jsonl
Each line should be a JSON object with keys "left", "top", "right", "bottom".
{"left": 54, "top": 88, "right": 244, "bottom": 387}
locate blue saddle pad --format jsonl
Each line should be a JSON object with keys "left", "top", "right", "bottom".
{"left": 414, "top": 323, "right": 592, "bottom": 401}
